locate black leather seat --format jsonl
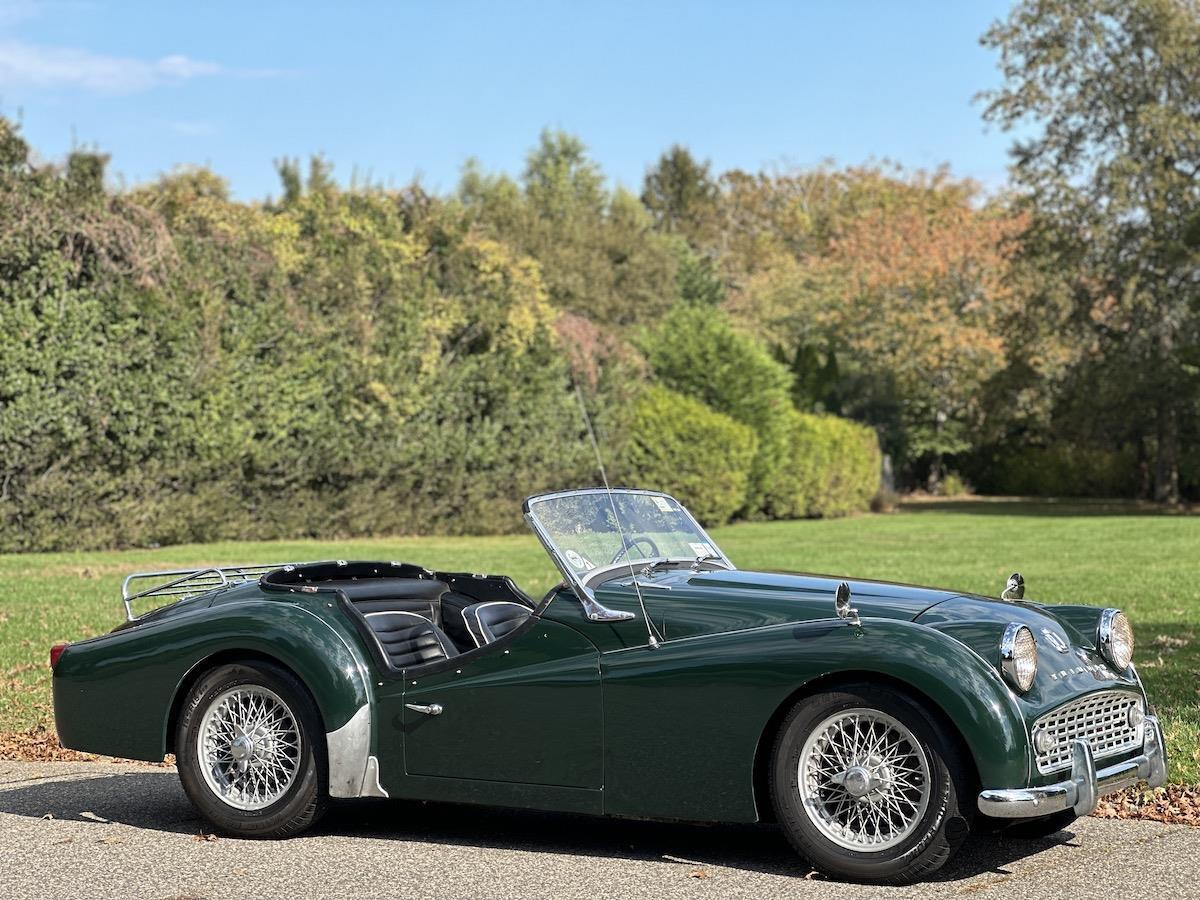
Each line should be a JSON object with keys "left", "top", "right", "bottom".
{"left": 336, "top": 578, "right": 447, "bottom": 625}
{"left": 361, "top": 609, "right": 459, "bottom": 669}
{"left": 461, "top": 601, "right": 531, "bottom": 647}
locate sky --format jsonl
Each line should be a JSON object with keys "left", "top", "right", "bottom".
{"left": 0, "top": 0, "right": 1021, "bottom": 200}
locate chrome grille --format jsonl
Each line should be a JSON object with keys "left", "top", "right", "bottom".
{"left": 1034, "top": 690, "right": 1143, "bottom": 775}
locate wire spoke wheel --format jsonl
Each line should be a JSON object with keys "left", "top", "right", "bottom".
{"left": 798, "top": 707, "right": 931, "bottom": 851}
{"left": 197, "top": 685, "right": 302, "bottom": 811}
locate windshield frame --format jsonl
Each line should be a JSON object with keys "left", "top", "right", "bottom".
{"left": 523, "top": 487, "right": 735, "bottom": 604}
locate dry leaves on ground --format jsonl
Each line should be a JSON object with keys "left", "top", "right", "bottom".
{"left": 1093, "top": 784, "right": 1200, "bottom": 826}
{"left": 0, "top": 725, "right": 173, "bottom": 766}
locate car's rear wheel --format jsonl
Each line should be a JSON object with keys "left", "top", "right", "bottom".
{"left": 176, "top": 661, "right": 327, "bottom": 837}
{"left": 770, "top": 685, "right": 971, "bottom": 884}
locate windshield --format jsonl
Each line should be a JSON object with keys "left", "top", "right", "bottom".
{"left": 524, "top": 489, "right": 730, "bottom": 585}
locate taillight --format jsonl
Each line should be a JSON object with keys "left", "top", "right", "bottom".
{"left": 49, "top": 641, "right": 70, "bottom": 669}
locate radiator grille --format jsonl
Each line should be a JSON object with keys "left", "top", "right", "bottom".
{"left": 1034, "top": 690, "right": 1143, "bottom": 775}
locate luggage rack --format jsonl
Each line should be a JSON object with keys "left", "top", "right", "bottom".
{"left": 121, "top": 563, "right": 298, "bottom": 622}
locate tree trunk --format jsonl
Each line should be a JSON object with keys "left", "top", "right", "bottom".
{"left": 1153, "top": 398, "right": 1180, "bottom": 505}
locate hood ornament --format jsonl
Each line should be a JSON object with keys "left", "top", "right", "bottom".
{"left": 1001, "top": 572, "right": 1025, "bottom": 601}
{"left": 1042, "top": 628, "right": 1070, "bottom": 653}
{"left": 834, "top": 582, "right": 861, "bottom": 627}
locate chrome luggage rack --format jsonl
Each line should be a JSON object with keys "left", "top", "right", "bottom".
{"left": 121, "top": 563, "right": 298, "bottom": 622}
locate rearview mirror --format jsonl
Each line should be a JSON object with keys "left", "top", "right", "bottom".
{"left": 1001, "top": 572, "right": 1025, "bottom": 601}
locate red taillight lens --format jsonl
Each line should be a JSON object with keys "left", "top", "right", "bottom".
{"left": 49, "top": 641, "right": 70, "bottom": 669}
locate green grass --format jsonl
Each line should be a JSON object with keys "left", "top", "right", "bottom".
{"left": 2, "top": 499, "right": 1196, "bottom": 782}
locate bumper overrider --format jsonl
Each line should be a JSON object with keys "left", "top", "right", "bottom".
{"left": 977, "top": 714, "right": 1168, "bottom": 819}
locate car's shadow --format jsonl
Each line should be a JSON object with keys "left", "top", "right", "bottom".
{"left": 0, "top": 769, "right": 1079, "bottom": 883}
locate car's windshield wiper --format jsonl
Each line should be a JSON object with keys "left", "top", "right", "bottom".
{"left": 638, "top": 559, "right": 679, "bottom": 577}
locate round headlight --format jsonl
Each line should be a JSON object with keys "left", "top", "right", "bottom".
{"left": 1099, "top": 609, "right": 1134, "bottom": 670}
{"left": 1000, "top": 623, "right": 1037, "bottom": 692}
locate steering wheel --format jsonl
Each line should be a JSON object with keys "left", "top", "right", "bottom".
{"left": 609, "top": 534, "right": 661, "bottom": 565}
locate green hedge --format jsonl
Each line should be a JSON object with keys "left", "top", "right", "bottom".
{"left": 774, "top": 412, "right": 882, "bottom": 518}
{"left": 617, "top": 385, "right": 757, "bottom": 525}
{"left": 970, "top": 444, "right": 1139, "bottom": 498}
{"left": 640, "top": 304, "right": 794, "bottom": 517}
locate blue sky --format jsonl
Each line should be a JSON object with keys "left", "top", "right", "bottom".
{"left": 0, "top": 1, "right": 1018, "bottom": 200}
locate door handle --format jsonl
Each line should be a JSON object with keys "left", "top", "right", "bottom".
{"left": 405, "top": 703, "right": 443, "bottom": 716}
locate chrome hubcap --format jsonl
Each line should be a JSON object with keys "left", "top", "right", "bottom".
{"left": 197, "top": 686, "right": 301, "bottom": 810}
{"left": 798, "top": 708, "right": 931, "bottom": 850}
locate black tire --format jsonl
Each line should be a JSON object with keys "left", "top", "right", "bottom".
{"left": 176, "top": 661, "right": 328, "bottom": 838}
{"left": 998, "top": 808, "right": 1078, "bottom": 840}
{"left": 770, "top": 685, "right": 972, "bottom": 884}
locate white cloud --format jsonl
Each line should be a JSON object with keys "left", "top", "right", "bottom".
{"left": 0, "top": 39, "right": 224, "bottom": 93}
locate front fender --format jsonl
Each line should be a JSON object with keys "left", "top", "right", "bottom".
{"left": 53, "top": 597, "right": 375, "bottom": 796}
{"left": 600, "top": 616, "right": 1030, "bottom": 822}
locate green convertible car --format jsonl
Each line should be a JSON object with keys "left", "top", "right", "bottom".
{"left": 51, "top": 487, "right": 1167, "bottom": 883}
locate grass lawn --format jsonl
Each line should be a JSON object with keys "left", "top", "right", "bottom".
{"left": 1, "top": 498, "right": 1196, "bottom": 784}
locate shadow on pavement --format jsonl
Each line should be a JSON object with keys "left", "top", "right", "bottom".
{"left": 0, "top": 768, "right": 1082, "bottom": 883}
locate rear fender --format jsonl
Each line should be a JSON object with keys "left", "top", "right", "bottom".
{"left": 53, "top": 599, "right": 381, "bottom": 798}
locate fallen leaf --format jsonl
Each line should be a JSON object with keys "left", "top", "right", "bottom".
{"left": 193, "top": 832, "right": 219, "bottom": 843}
{"left": 687, "top": 869, "right": 709, "bottom": 879}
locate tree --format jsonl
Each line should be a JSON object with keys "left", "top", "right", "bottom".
{"left": 726, "top": 167, "right": 1028, "bottom": 487}
{"left": 459, "top": 131, "right": 678, "bottom": 325}
{"left": 981, "top": 0, "right": 1200, "bottom": 503}
{"left": 641, "top": 145, "right": 719, "bottom": 246}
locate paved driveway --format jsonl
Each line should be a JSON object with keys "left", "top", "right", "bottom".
{"left": 1, "top": 760, "right": 1195, "bottom": 899}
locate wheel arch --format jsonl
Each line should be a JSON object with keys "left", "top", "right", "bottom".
{"left": 751, "top": 670, "right": 983, "bottom": 823}
{"left": 165, "top": 649, "right": 325, "bottom": 755}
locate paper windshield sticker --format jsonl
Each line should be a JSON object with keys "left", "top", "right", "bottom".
{"left": 689, "top": 542, "right": 715, "bottom": 559}
{"left": 564, "top": 549, "right": 595, "bottom": 571}
{"left": 652, "top": 496, "right": 673, "bottom": 512}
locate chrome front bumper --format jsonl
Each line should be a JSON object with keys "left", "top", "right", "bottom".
{"left": 977, "top": 714, "right": 1168, "bottom": 819}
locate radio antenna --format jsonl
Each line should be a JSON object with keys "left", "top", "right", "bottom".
{"left": 572, "top": 382, "right": 661, "bottom": 649}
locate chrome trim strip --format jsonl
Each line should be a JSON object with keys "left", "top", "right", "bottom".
{"left": 978, "top": 714, "right": 1168, "bottom": 819}
{"left": 326, "top": 704, "right": 372, "bottom": 798}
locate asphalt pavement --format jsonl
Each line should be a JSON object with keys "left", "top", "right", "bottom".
{"left": 1, "top": 760, "right": 1196, "bottom": 899}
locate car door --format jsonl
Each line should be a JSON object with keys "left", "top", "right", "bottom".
{"left": 399, "top": 616, "right": 603, "bottom": 789}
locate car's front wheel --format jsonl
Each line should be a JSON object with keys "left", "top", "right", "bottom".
{"left": 176, "top": 661, "right": 327, "bottom": 838}
{"left": 770, "top": 685, "right": 971, "bottom": 884}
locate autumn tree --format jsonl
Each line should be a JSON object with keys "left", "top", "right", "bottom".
{"left": 981, "top": 0, "right": 1200, "bottom": 503}
{"left": 727, "top": 169, "right": 1029, "bottom": 486}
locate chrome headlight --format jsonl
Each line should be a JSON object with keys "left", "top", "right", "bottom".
{"left": 1098, "top": 609, "right": 1134, "bottom": 670}
{"left": 1000, "top": 623, "right": 1037, "bottom": 692}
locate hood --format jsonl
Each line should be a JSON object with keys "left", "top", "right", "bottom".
{"left": 591, "top": 568, "right": 962, "bottom": 643}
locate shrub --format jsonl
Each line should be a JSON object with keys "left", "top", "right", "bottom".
{"left": 640, "top": 304, "right": 793, "bottom": 516}
{"left": 969, "top": 444, "right": 1139, "bottom": 498}
{"left": 616, "top": 385, "right": 757, "bottom": 525}
{"left": 940, "top": 471, "right": 971, "bottom": 497}
{"left": 774, "top": 412, "right": 882, "bottom": 518}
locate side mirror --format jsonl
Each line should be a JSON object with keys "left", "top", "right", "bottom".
{"left": 834, "top": 581, "right": 860, "bottom": 627}
{"left": 1001, "top": 572, "right": 1025, "bottom": 601}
